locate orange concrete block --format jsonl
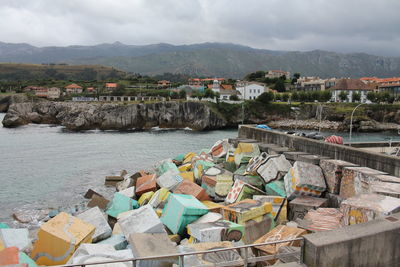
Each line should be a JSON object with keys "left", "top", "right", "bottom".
{"left": 30, "top": 212, "right": 95, "bottom": 265}
{"left": 173, "top": 180, "right": 210, "bottom": 201}
{"left": 0, "top": 247, "right": 19, "bottom": 265}
{"left": 135, "top": 174, "right": 157, "bottom": 196}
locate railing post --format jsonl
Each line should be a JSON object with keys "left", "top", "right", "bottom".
{"left": 179, "top": 255, "right": 185, "bottom": 267}
{"left": 132, "top": 259, "right": 136, "bottom": 267}
{"left": 243, "top": 247, "right": 248, "bottom": 267}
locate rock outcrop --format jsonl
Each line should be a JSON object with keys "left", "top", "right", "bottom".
{"left": 2, "top": 101, "right": 227, "bottom": 131}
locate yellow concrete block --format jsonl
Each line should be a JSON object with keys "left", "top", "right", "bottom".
{"left": 138, "top": 191, "right": 154, "bottom": 206}
{"left": 180, "top": 171, "right": 195, "bottom": 183}
{"left": 201, "top": 200, "right": 225, "bottom": 213}
{"left": 0, "top": 240, "right": 4, "bottom": 251}
{"left": 31, "top": 212, "right": 95, "bottom": 265}
{"left": 178, "top": 163, "right": 192, "bottom": 172}
{"left": 149, "top": 188, "right": 171, "bottom": 209}
{"left": 183, "top": 152, "right": 197, "bottom": 164}
{"left": 155, "top": 209, "right": 163, "bottom": 217}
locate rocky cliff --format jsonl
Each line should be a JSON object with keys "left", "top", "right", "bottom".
{"left": 2, "top": 101, "right": 227, "bottom": 131}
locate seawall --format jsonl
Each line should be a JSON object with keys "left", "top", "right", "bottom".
{"left": 238, "top": 125, "right": 400, "bottom": 176}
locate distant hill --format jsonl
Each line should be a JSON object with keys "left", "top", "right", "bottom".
{"left": 0, "top": 41, "right": 399, "bottom": 78}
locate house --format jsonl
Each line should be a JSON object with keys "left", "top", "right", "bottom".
{"left": 379, "top": 82, "right": 400, "bottom": 98}
{"left": 105, "top": 83, "right": 118, "bottom": 91}
{"left": 157, "top": 80, "right": 171, "bottom": 87}
{"left": 188, "top": 78, "right": 225, "bottom": 87}
{"left": 86, "top": 87, "right": 95, "bottom": 93}
{"left": 219, "top": 89, "right": 240, "bottom": 100}
{"left": 295, "top": 77, "right": 326, "bottom": 91}
{"left": 331, "top": 79, "right": 375, "bottom": 102}
{"left": 265, "top": 70, "right": 290, "bottom": 79}
{"left": 65, "top": 83, "right": 83, "bottom": 94}
{"left": 34, "top": 88, "right": 48, "bottom": 98}
{"left": 235, "top": 82, "right": 268, "bottom": 100}
{"left": 47, "top": 87, "right": 61, "bottom": 99}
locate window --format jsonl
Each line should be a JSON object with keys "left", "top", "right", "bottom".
{"left": 258, "top": 89, "right": 260, "bottom": 93}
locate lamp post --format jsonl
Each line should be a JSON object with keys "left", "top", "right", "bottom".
{"left": 349, "top": 103, "right": 366, "bottom": 146}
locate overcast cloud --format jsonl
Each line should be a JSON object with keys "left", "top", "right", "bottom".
{"left": 1, "top": 0, "right": 400, "bottom": 56}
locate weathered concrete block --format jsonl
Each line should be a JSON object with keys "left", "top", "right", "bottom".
{"left": 118, "top": 204, "right": 166, "bottom": 236}
{"left": 371, "top": 174, "right": 400, "bottom": 183}
{"left": 253, "top": 195, "right": 287, "bottom": 222}
{"left": 190, "top": 212, "right": 223, "bottom": 225}
{"left": 148, "top": 188, "right": 170, "bottom": 209}
{"left": 67, "top": 244, "right": 132, "bottom": 266}
{"left": 303, "top": 212, "right": 400, "bottom": 267}
{"left": 188, "top": 220, "right": 245, "bottom": 243}
{"left": 0, "top": 247, "right": 19, "bottom": 266}
{"left": 369, "top": 181, "right": 400, "bottom": 198}
{"left": 298, "top": 208, "right": 343, "bottom": 232}
{"left": 156, "top": 169, "right": 183, "bottom": 191}
{"left": 268, "top": 146, "right": 290, "bottom": 155}
{"left": 116, "top": 177, "right": 134, "bottom": 192}
{"left": 180, "top": 171, "right": 194, "bottom": 183}
{"left": 87, "top": 194, "right": 109, "bottom": 210}
{"left": 288, "top": 196, "right": 328, "bottom": 221}
{"left": 297, "top": 154, "right": 330, "bottom": 165}
{"left": 201, "top": 201, "right": 226, "bottom": 214}
{"left": 118, "top": 186, "right": 136, "bottom": 199}
{"left": 319, "top": 159, "right": 359, "bottom": 194}
{"left": 106, "top": 192, "right": 136, "bottom": 219}
{"left": 234, "top": 142, "right": 260, "bottom": 166}
{"left": 135, "top": 174, "right": 157, "bottom": 196}
{"left": 283, "top": 151, "right": 310, "bottom": 161}
{"left": 209, "top": 139, "right": 230, "bottom": 158}
{"left": 128, "top": 233, "right": 178, "bottom": 267}
{"left": 234, "top": 164, "right": 265, "bottom": 189}
{"left": 201, "top": 166, "right": 233, "bottom": 200}
{"left": 155, "top": 158, "right": 179, "bottom": 176}
{"left": 31, "top": 212, "right": 95, "bottom": 265}
{"left": 193, "top": 160, "right": 215, "bottom": 183}
{"left": 77, "top": 207, "right": 112, "bottom": 243}
{"left": 284, "top": 161, "right": 326, "bottom": 200}
{"left": 325, "top": 192, "right": 344, "bottom": 208}
{"left": 98, "top": 234, "right": 128, "bottom": 250}
{"left": 161, "top": 194, "right": 209, "bottom": 235}
{"left": 138, "top": 191, "right": 154, "bottom": 206}
{"left": 256, "top": 154, "right": 292, "bottom": 183}
{"left": 340, "top": 167, "right": 387, "bottom": 198}
{"left": 243, "top": 213, "right": 274, "bottom": 244}
{"left": 265, "top": 180, "right": 287, "bottom": 197}
{"left": 83, "top": 189, "right": 103, "bottom": 199}
{"left": 0, "top": 228, "right": 30, "bottom": 251}
{"left": 340, "top": 193, "right": 400, "bottom": 225}
{"left": 173, "top": 179, "right": 210, "bottom": 201}
{"left": 222, "top": 199, "right": 272, "bottom": 224}
{"left": 225, "top": 179, "right": 265, "bottom": 204}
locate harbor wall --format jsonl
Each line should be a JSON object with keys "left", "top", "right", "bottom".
{"left": 238, "top": 125, "right": 400, "bottom": 176}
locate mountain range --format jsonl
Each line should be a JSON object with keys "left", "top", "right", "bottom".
{"left": 0, "top": 41, "right": 399, "bottom": 79}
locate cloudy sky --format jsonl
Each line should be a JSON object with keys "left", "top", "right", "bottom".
{"left": 1, "top": 0, "right": 400, "bottom": 56}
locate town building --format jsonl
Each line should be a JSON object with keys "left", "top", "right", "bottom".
{"left": 235, "top": 82, "right": 268, "bottom": 100}
{"left": 65, "top": 83, "right": 83, "bottom": 94}
{"left": 105, "top": 83, "right": 118, "bottom": 91}
{"left": 188, "top": 78, "right": 225, "bottom": 87}
{"left": 86, "top": 87, "right": 95, "bottom": 93}
{"left": 157, "top": 80, "right": 171, "bottom": 87}
{"left": 331, "top": 79, "right": 374, "bottom": 102}
{"left": 265, "top": 70, "right": 290, "bottom": 79}
{"left": 47, "top": 87, "right": 61, "bottom": 99}
{"left": 379, "top": 82, "right": 400, "bottom": 98}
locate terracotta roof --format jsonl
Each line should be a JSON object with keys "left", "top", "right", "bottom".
{"left": 331, "top": 79, "right": 372, "bottom": 91}
{"left": 65, "top": 83, "right": 82, "bottom": 89}
{"left": 379, "top": 82, "right": 400, "bottom": 88}
{"left": 105, "top": 83, "right": 117, "bottom": 88}
{"left": 221, "top": 84, "right": 233, "bottom": 90}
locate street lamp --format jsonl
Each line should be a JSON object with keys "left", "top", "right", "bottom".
{"left": 349, "top": 102, "right": 366, "bottom": 146}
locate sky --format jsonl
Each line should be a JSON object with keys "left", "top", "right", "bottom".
{"left": 1, "top": 0, "right": 400, "bottom": 56}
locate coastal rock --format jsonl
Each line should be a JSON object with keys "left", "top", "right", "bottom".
{"left": 2, "top": 101, "right": 227, "bottom": 131}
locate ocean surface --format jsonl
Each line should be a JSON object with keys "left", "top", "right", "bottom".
{"left": 1, "top": 112, "right": 400, "bottom": 225}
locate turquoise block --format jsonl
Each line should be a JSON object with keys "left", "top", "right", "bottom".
{"left": 265, "top": 180, "right": 286, "bottom": 197}
{"left": 132, "top": 200, "right": 139, "bottom": 209}
{"left": 161, "top": 194, "right": 209, "bottom": 235}
{"left": 0, "top": 222, "right": 9, "bottom": 229}
{"left": 173, "top": 154, "right": 185, "bottom": 163}
{"left": 106, "top": 192, "right": 133, "bottom": 218}
{"left": 156, "top": 159, "right": 179, "bottom": 176}
{"left": 98, "top": 234, "right": 128, "bottom": 250}
{"left": 19, "top": 252, "right": 38, "bottom": 267}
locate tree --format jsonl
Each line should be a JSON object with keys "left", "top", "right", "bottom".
{"left": 282, "top": 93, "right": 290, "bottom": 102}
{"left": 321, "top": 90, "right": 332, "bottom": 102}
{"left": 257, "top": 91, "right": 274, "bottom": 104}
{"left": 204, "top": 89, "right": 215, "bottom": 98}
{"left": 339, "top": 91, "right": 348, "bottom": 102}
{"left": 179, "top": 90, "right": 187, "bottom": 99}
{"left": 291, "top": 91, "right": 299, "bottom": 101}
{"left": 367, "top": 92, "right": 377, "bottom": 102}
{"left": 275, "top": 79, "right": 286, "bottom": 92}
{"left": 298, "top": 91, "right": 308, "bottom": 102}
{"left": 229, "top": 95, "right": 239, "bottom": 101}
{"left": 352, "top": 92, "right": 361, "bottom": 102}
{"left": 293, "top": 73, "right": 301, "bottom": 79}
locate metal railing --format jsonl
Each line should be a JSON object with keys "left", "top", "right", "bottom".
{"left": 58, "top": 237, "right": 304, "bottom": 267}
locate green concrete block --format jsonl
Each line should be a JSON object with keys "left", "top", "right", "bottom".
{"left": 223, "top": 161, "right": 237, "bottom": 173}
{"left": 0, "top": 223, "right": 9, "bottom": 229}
{"left": 19, "top": 252, "right": 38, "bottom": 267}
{"left": 173, "top": 154, "right": 185, "bottom": 163}
{"left": 156, "top": 159, "right": 179, "bottom": 176}
{"left": 106, "top": 192, "right": 133, "bottom": 219}
{"left": 265, "top": 180, "right": 287, "bottom": 197}
{"left": 161, "top": 194, "right": 209, "bottom": 235}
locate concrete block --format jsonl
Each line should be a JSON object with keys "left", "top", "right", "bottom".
{"left": 246, "top": 152, "right": 270, "bottom": 174}
{"left": 268, "top": 146, "right": 290, "bottom": 155}
{"left": 180, "top": 171, "right": 194, "bottom": 183}
{"left": 19, "top": 251, "right": 37, "bottom": 267}
{"left": 190, "top": 212, "right": 223, "bottom": 225}
{"left": 116, "top": 177, "right": 134, "bottom": 192}
{"left": 98, "top": 234, "right": 128, "bottom": 250}
{"left": 256, "top": 154, "right": 292, "bottom": 183}
{"left": 369, "top": 181, "right": 400, "bottom": 198}
{"left": 201, "top": 166, "right": 233, "bottom": 199}
{"left": 173, "top": 179, "right": 210, "bottom": 201}
{"left": 265, "top": 180, "right": 287, "bottom": 197}
{"left": 128, "top": 233, "right": 178, "bottom": 267}
{"left": 118, "top": 186, "right": 136, "bottom": 199}
{"left": 284, "top": 161, "right": 326, "bottom": 200}
{"left": 258, "top": 143, "right": 279, "bottom": 152}
{"left": 234, "top": 143, "right": 260, "bottom": 166}
{"left": 31, "top": 212, "right": 95, "bottom": 265}
{"left": 178, "top": 162, "right": 192, "bottom": 172}
{"left": 77, "top": 207, "right": 112, "bottom": 243}
{"left": 222, "top": 199, "right": 272, "bottom": 224}
{"left": 340, "top": 167, "right": 387, "bottom": 198}
{"left": 148, "top": 188, "right": 170, "bottom": 209}
{"left": 298, "top": 208, "right": 343, "bottom": 232}
{"left": 87, "top": 194, "right": 110, "bottom": 210}
{"left": 234, "top": 164, "right": 265, "bottom": 189}
{"left": 188, "top": 220, "right": 245, "bottom": 243}
{"left": 0, "top": 228, "right": 30, "bottom": 251}
{"left": 138, "top": 191, "right": 154, "bottom": 206}
{"left": 319, "top": 159, "right": 359, "bottom": 194}
{"left": 173, "top": 153, "right": 185, "bottom": 165}
{"left": 288, "top": 196, "right": 328, "bottom": 221}
{"left": 201, "top": 201, "right": 226, "bottom": 213}
{"left": 156, "top": 169, "right": 183, "bottom": 191}
{"left": 179, "top": 241, "right": 242, "bottom": 267}
{"left": 119, "top": 205, "right": 166, "bottom": 236}
{"left": 303, "top": 212, "right": 400, "bottom": 267}
{"left": 283, "top": 151, "right": 310, "bottom": 161}
{"left": 106, "top": 192, "right": 135, "bottom": 219}
{"left": 209, "top": 139, "right": 230, "bottom": 158}
{"left": 0, "top": 247, "right": 19, "bottom": 266}
{"left": 243, "top": 213, "right": 274, "bottom": 244}
{"left": 135, "top": 174, "right": 157, "bottom": 196}
{"left": 155, "top": 158, "right": 179, "bottom": 176}
{"left": 193, "top": 160, "right": 215, "bottom": 183}
{"left": 161, "top": 194, "right": 209, "bottom": 235}
{"left": 225, "top": 179, "right": 265, "bottom": 204}
{"left": 83, "top": 189, "right": 103, "bottom": 199}
{"left": 253, "top": 195, "right": 287, "bottom": 222}
{"left": 371, "top": 174, "right": 400, "bottom": 183}
{"left": 297, "top": 154, "right": 330, "bottom": 165}
{"left": 340, "top": 193, "right": 400, "bottom": 225}
{"left": 325, "top": 193, "right": 344, "bottom": 208}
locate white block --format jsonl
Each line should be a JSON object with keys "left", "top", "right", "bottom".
{"left": 77, "top": 207, "right": 112, "bottom": 243}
